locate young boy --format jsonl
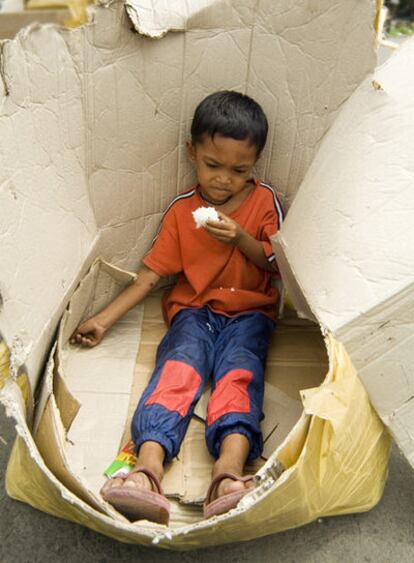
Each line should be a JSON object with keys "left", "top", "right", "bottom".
{"left": 71, "top": 91, "right": 284, "bottom": 525}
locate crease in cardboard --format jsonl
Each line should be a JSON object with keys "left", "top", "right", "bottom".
{"left": 335, "top": 282, "right": 414, "bottom": 372}
{"left": 0, "top": 42, "right": 10, "bottom": 96}
{"left": 35, "top": 393, "right": 111, "bottom": 515}
{"left": 388, "top": 395, "right": 414, "bottom": 423}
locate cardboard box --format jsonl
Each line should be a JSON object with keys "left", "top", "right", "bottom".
{"left": 0, "top": 0, "right": 402, "bottom": 548}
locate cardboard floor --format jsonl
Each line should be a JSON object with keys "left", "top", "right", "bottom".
{"left": 42, "top": 268, "right": 328, "bottom": 525}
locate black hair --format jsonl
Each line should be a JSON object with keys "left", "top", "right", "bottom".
{"left": 190, "top": 91, "right": 268, "bottom": 156}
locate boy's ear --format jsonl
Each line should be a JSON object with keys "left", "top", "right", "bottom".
{"left": 186, "top": 140, "right": 196, "bottom": 161}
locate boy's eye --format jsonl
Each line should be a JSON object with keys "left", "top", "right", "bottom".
{"left": 204, "top": 162, "right": 247, "bottom": 174}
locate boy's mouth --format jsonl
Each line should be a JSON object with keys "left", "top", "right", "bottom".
{"left": 211, "top": 186, "right": 231, "bottom": 196}
{"left": 199, "top": 188, "right": 232, "bottom": 205}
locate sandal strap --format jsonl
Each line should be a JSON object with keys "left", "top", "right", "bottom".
{"left": 123, "top": 466, "right": 164, "bottom": 495}
{"left": 205, "top": 472, "right": 254, "bottom": 505}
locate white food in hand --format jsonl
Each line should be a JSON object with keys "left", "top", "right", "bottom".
{"left": 192, "top": 206, "right": 220, "bottom": 228}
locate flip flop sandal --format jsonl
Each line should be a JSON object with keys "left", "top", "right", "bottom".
{"left": 102, "top": 466, "right": 170, "bottom": 525}
{"left": 203, "top": 472, "right": 255, "bottom": 519}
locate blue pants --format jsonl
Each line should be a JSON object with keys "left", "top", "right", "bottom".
{"left": 131, "top": 307, "right": 274, "bottom": 463}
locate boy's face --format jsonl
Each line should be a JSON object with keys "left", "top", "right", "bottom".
{"left": 187, "top": 134, "right": 258, "bottom": 205}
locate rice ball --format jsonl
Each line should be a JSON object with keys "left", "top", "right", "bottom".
{"left": 192, "top": 206, "right": 220, "bottom": 229}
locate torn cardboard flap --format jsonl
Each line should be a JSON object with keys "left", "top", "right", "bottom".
{"left": 0, "top": 27, "right": 99, "bottom": 390}
{"left": 124, "top": 0, "right": 247, "bottom": 38}
{"left": 273, "top": 39, "right": 414, "bottom": 334}
{"left": 272, "top": 38, "right": 414, "bottom": 467}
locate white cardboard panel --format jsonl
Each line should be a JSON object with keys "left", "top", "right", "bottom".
{"left": 273, "top": 39, "right": 414, "bottom": 465}
{"left": 250, "top": 0, "right": 377, "bottom": 200}
{"left": 66, "top": 391, "right": 132, "bottom": 494}
{"left": 275, "top": 39, "right": 414, "bottom": 334}
{"left": 0, "top": 27, "right": 98, "bottom": 389}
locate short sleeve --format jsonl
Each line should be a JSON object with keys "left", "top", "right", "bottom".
{"left": 259, "top": 189, "right": 284, "bottom": 270}
{"left": 143, "top": 208, "right": 182, "bottom": 277}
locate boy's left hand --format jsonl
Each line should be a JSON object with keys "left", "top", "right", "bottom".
{"left": 205, "top": 211, "right": 243, "bottom": 245}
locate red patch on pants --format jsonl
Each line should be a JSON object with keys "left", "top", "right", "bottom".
{"left": 207, "top": 369, "right": 253, "bottom": 426}
{"left": 145, "top": 360, "right": 202, "bottom": 417}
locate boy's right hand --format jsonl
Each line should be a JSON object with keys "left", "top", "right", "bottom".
{"left": 70, "top": 317, "right": 107, "bottom": 348}
{"left": 69, "top": 266, "right": 160, "bottom": 349}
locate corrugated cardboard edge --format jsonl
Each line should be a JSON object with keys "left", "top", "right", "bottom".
{"left": 124, "top": 0, "right": 214, "bottom": 38}
{"left": 271, "top": 232, "right": 317, "bottom": 323}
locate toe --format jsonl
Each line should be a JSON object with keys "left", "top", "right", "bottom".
{"left": 123, "top": 472, "right": 152, "bottom": 491}
{"left": 216, "top": 478, "right": 245, "bottom": 499}
{"left": 100, "top": 477, "right": 124, "bottom": 495}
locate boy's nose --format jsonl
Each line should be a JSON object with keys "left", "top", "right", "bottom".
{"left": 216, "top": 173, "right": 231, "bottom": 185}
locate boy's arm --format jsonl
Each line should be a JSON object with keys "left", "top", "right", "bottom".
{"left": 70, "top": 266, "right": 161, "bottom": 347}
{"left": 234, "top": 229, "right": 275, "bottom": 271}
{"left": 205, "top": 212, "right": 276, "bottom": 272}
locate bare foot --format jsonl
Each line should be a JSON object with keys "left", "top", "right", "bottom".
{"left": 100, "top": 466, "right": 170, "bottom": 524}
{"left": 207, "top": 433, "right": 255, "bottom": 508}
{"left": 100, "top": 470, "right": 153, "bottom": 498}
{"left": 204, "top": 471, "right": 255, "bottom": 519}
{"left": 101, "top": 441, "right": 165, "bottom": 500}
{"left": 214, "top": 474, "right": 254, "bottom": 500}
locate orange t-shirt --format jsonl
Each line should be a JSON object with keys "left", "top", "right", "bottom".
{"left": 143, "top": 180, "right": 284, "bottom": 325}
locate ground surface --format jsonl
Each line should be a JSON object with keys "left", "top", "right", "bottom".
{"left": 1, "top": 35, "right": 414, "bottom": 563}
